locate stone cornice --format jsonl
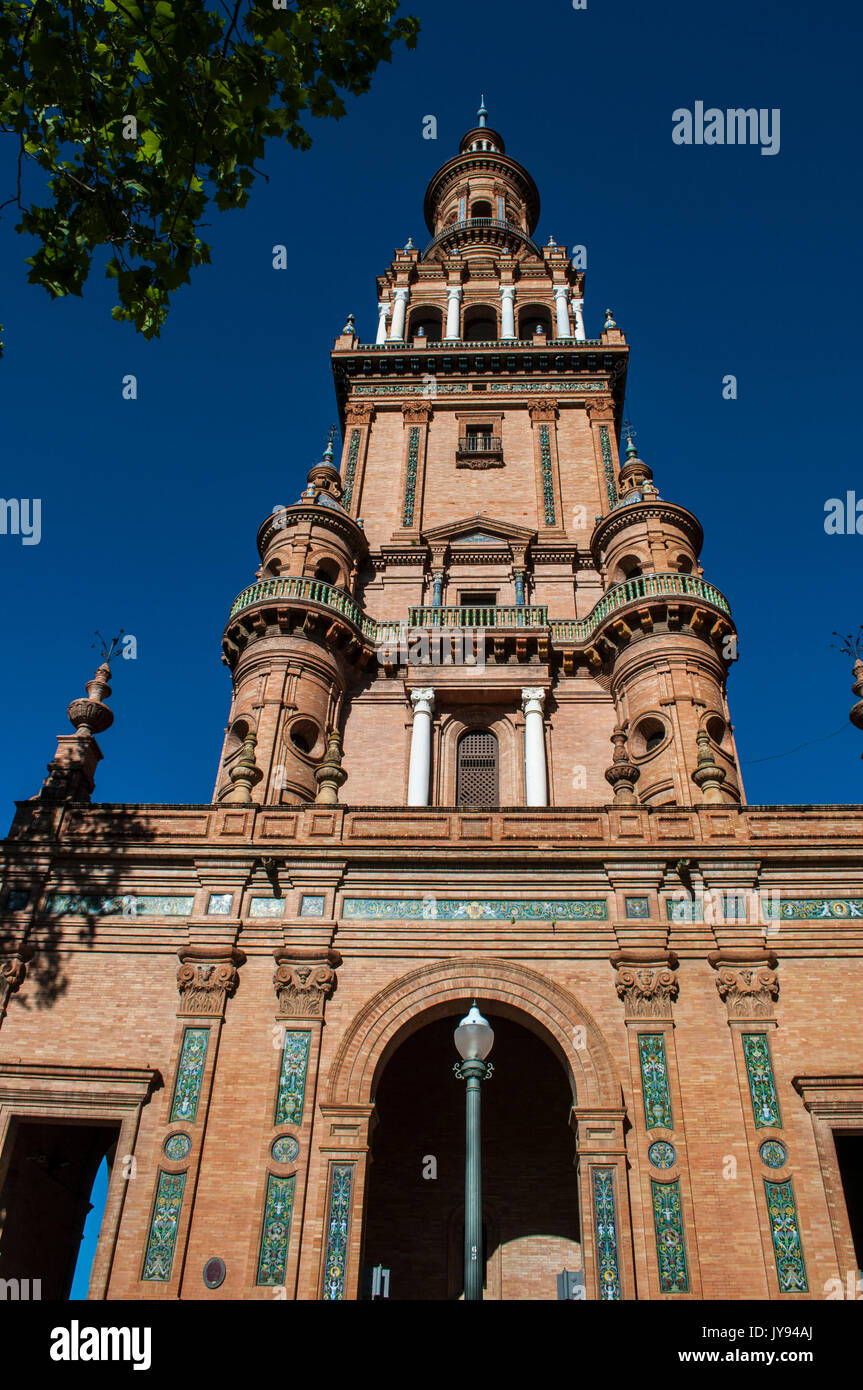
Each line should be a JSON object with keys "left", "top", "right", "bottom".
{"left": 591, "top": 500, "right": 703, "bottom": 560}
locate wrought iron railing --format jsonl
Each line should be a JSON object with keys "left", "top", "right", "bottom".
{"left": 228, "top": 572, "right": 731, "bottom": 648}
{"left": 457, "top": 436, "right": 502, "bottom": 453}
{"left": 423, "top": 218, "right": 542, "bottom": 259}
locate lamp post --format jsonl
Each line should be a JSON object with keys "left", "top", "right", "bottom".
{"left": 453, "top": 1002, "right": 494, "bottom": 1301}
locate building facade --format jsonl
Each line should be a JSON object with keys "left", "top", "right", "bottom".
{"left": 1, "top": 109, "right": 862, "bottom": 1302}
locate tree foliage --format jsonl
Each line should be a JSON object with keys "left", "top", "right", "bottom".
{"left": 0, "top": 0, "right": 418, "bottom": 343}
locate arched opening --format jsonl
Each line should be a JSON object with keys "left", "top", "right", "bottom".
{"left": 675, "top": 553, "right": 694, "bottom": 574}
{"left": 313, "top": 558, "right": 340, "bottom": 587}
{"left": 517, "top": 303, "right": 552, "bottom": 340}
{"left": 470, "top": 199, "right": 493, "bottom": 220}
{"left": 457, "top": 729, "right": 499, "bottom": 807}
{"left": 361, "top": 1012, "right": 580, "bottom": 1300}
{"left": 409, "top": 306, "right": 443, "bottom": 341}
{"left": 463, "top": 304, "right": 498, "bottom": 342}
{"left": 615, "top": 554, "right": 643, "bottom": 582}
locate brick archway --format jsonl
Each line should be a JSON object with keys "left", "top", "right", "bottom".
{"left": 324, "top": 956, "right": 622, "bottom": 1109}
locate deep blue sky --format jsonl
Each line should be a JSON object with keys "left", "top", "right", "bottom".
{"left": 2, "top": 0, "right": 861, "bottom": 816}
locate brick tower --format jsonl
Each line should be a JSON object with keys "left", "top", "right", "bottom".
{"left": 2, "top": 106, "right": 863, "bottom": 1306}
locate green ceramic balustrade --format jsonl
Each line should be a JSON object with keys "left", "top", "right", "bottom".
{"left": 228, "top": 571, "right": 731, "bottom": 649}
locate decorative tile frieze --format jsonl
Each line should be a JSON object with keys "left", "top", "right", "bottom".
{"left": 353, "top": 383, "right": 470, "bottom": 395}
{"left": 341, "top": 897, "right": 607, "bottom": 921}
{"left": 651, "top": 1179, "right": 689, "bottom": 1293}
{"left": 598, "top": 425, "right": 618, "bottom": 508}
{"left": 489, "top": 381, "right": 609, "bottom": 393}
{"left": 322, "top": 1164, "right": 354, "bottom": 1300}
{"left": 299, "top": 894, "right": 326, "bottom": 917}
{"left": 273, "top": 956, "right": 337, "bottom": 1018}
{"left": 711, "top": 952, "right": 779, "bottom": 1020}
{"left": 257, "top": 1174, "right": 296, "bottom": 1286}
{"left": 764, "top": 1179, "right": 808, "bottom": 1292}
{"left": 614, "top": 955, "right": 678, "bottom": 1020}
{"left": 402, "top": 426, "right": 420, "bottom": 527}
{"left": 206, "top": 893, "right": 233, "bottom": 915}
{"left": 342, "top": 428, "right": 361, "bottom": 510}
{"left": 170, "top": 1027, "right": 210, "bottom": 1123}
{"left": 249, "top": 896, "right": 285, "bottom": 918}
{"left": 591, "top": 1168, "right": 622, "bottom": 1300}
{"left": 142, "top": 1170, "right": 186, "bottom": 1281}
{"left": 538, "top": 424, "right": 556, "bottom": 524}
{"left": 274, "top": 1031, "right": 311, "bottom": 1126}
{"left": 638, "top": 1034, "right": 674, "bottom": 1130}
{"left": 46, "top": 893, "right": 194, "bottom": 917}
{"left": 741, "top": 1033, "right": 782, "bottom": 1129}
{"left": 176, "top": 960, "right": 239, "bottom": 1016}
{"left": 773, "top": 898, "right": 863, "bottom": 920}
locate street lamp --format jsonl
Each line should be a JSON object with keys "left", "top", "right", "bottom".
{"left": 454, "top": 1002, "right": 494, "bottom": 1301}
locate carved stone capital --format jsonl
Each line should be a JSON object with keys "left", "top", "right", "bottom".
{"left": 528, "top": 398, "right": 558, "bottom": 422}
{"left": 709, "top": 950, "right": 779, "bottom": 1019}
{"left": 344, "top": 402, "right": 375, "bottom": 426}
{"left": 585, "top": 397, "right": 615, "bottom": 421}
{"left": 611, "top": 950, "right": 679, "bottom": 1019}
{"left": 176, "top": 947, "right": 245, "bottom": 1016}
{"left": 401, "top": 401, "right": 432, "bottom": 425}
{"left": 273, "top": 948, "right": 342, "bottom": 1018}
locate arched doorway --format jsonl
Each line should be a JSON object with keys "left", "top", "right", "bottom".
{"left": 361, "top": 1011, "right": 581, "bottom": 1299}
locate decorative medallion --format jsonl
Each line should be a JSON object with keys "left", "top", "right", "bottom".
{"left": 142, "top": 1171, "right": 186, "bottom": 1281}
{"left": 402, "top": 426, "right": 420, "bottom": 527}
{"left": 625, "top": 896, "right": 650, "bottom": 919}
{"left": 322, "top": 1164, "right": 354, "bottom": 1300}
{"left": 598, "top": 426, "right": 618, "bottom": 508}
{"left": 342, "top": 429, "right": 361, "bottom": 510}
{"left": 206, "top": 893, "right": 233, "bottom": 915}
{"left": 170, "top": 1027, "right": 210, "bottom": 1123}
{"left": 638, "top": 1034, "right": 674, "bottom": 1130}
{"left": 203, "top": 1257, "right": 226, "bottom": 1289}
{"left": 271, "top": 1136, "right": 300, "bottom": 1164}
{"left": 741, "top": 1033, "right": 782, "bottom": 1129}
{"left": 299, "top": 894, "right": 326, "bottom": 917}
{"left": 591, "top": 1168, "right": 622, "bottom": 1300}
{"left": 274, "top": 1031, "right": 311, "bottom": 1126}
{"left": 651, "top": 1180, "right": 689, "bottom": 1293}
{"left": 764, "top": 1180, "right": 808, "bottom": 1292}
{"left": 256, "top": 1174, "right": 296, "bottom": 1286}
{"left": 760, "top": 1140, "right": 787, "bottom": 1169}
{"left": 538, "top": 424, "right": 556, "bottom": 525}
{"left": 648, "top": 1141, "right": 677, "bottom": 1170}
{"left": 163, "top": 1133, "right": 192, "bottom": 1161}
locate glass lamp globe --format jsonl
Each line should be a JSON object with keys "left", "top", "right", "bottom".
{"left": 454, "top": 1002, "right": 494, "bottom": 1061}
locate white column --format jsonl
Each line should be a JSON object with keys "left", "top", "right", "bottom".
{"left": 407, "top": 688, "right": 435, "bottom": 806}
{"left": 571, "top": 297, "right": 586, "bottom": 342}
{"left": 445, "top": 285, "right": 462, "bottom": 340}
{"left": 500, "top": 285, "right": 516, "bottom": 340}
{"left": 389, "top": 287, "right": 410, "bottom": 341}
{"left": 521, "top": 687, "right": 548, "bottom": 806}
{"left": 554, "top": 286, "right": 572, "bottom": 338}
{"left": 376, "top": 302, "right": 390, "bottom": 344}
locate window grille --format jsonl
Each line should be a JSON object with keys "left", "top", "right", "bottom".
{"left": 457, "top": 730, "right": 499, "bottom": 807}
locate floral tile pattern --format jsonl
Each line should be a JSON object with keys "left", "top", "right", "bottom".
{"left": 142, "top": 1171, "right": 186, "bottom": 1281}
{"left": 764, "top": 1180, "right": 808, "bottom": 1292}
{"left": 47, "top": 893, "right": 193, "bottom": 917}
{"left": 538, "top": 424, "right": 555, "bottom": 524}
{"left": 638, "top": 1033, "right": 674, "bottom": 1130}
{"left": 322, "top": 1164, "right": 354, "bottom": 1300}
{"left": 170, "top": 1027, "right": 210, "bottom": 1123}
{"left": 741, "top": 1033, "right": 782, "bottom": 1129}
{"left": 592, "top": 1168, "right": 622, "bottom": 1300}
{"left": 341, "top": 897, "right": 607, "bottom": 921}
{"left": 274, "top": 1031, "right": 310, "bottom": 1126}
{"left": 651, "top": 1180, "right": 689, "bottom": 1293}
{"left": 256, "top": 1174, "right": 296, "bottom": 1286}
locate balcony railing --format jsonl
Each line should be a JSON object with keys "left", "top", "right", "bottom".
{"left": 228, "top": 572, "right": 731, "bottom": 651}
{"left": 423, "top": 218, "right": 542, "bottom": 259}
{"left": 457, "top": 436, "right": 502, "bottom": 454}
{"left": 550, "top": 573, "right": 731, "bottom": 644}
{"left": 408, "top": 604, "right": 547, "bottom": 629}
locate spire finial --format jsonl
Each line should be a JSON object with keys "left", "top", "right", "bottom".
{"left": 323, "top": 424, "right": 337, "bottom": 464}
{"left": 477, "top": 95, "right": 488, "bottom": 128}
{"left": 623, "top": 418, "right": 638, "bottom": 460}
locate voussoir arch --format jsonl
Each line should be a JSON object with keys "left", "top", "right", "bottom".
{"left": 324, "top": 956, "right": 622, "bottom": 1109}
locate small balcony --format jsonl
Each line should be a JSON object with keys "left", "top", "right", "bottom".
{"left": 456, "top": 435, "right": 504, "bottom": 468}
{"left": 408, "top": 603, "right": 547, "bottom": 630}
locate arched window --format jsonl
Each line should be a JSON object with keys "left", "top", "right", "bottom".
{"left": 517, "top": 304, "right": 553, "bottom": 340}
{"left": 457, "top": 729, "right": 499, "bottom": 807}
{"left": 471, "top": 199, "right": 493, "bottom": 219}
{"left": 314, "top": 558, "right": 340, "bottom": 586}
{"left": 463, "top": 304, "right": 498, "bottom": 341}
{"left": 409, "top": 307, "right": 443, "bottom": 341}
